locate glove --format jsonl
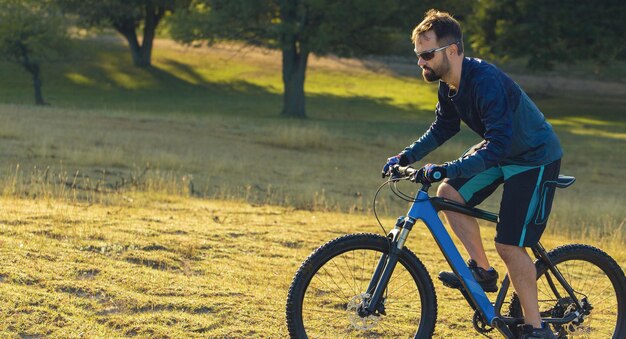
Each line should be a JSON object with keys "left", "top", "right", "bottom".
{"left": 413, "top": 163, "right": 447, "bottom": 183}
{"left": 381, "top": 154, "right": 409, "bottom": 178}
{"left": 382, "top": 155, "right": 400, "bottom": 178}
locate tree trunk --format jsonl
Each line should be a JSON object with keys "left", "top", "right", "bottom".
{"left": 281, "top": 42, "right": 309, "bottom": 118}
{"left": 140, "top": 4, "right": 165, "bottom": 68}
{"left": 114, "top": 21, "right": 145, "bottom": 67}
{"left": 280, "top": 0, "right": 309, "bottom": 118}
{"left": 19, "top": 45, "right": 46, "bottom": 105}
{"left": 113, "top": 5, "right": 165, "bottom": 68}
{"left": 31, "top": 63, "right": 45, "bottom": 106}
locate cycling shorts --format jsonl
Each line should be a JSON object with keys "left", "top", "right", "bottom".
{"left": 445, "top": 159, "right": 561, "bottom": 247}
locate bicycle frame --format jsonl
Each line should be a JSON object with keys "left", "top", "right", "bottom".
{"left": 363, "top": 184, "right": 585, "bottom": 338}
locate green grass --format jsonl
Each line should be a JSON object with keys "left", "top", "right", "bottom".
{"left": 0, "top": 36, "right": 624, "bottom": 337}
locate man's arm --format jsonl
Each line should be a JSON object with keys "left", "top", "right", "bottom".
{"left": 401, "top": 96, "right": 461, "bottom": 164}
{"left": 445, "top": 76, "right": 513, "bottom": 179}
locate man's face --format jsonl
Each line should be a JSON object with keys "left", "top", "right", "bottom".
{"left": 414, "top": 30, "right": 450, "bottom": 83}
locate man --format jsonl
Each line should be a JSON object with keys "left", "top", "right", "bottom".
{"left": 382, "top": 9, "right": 563, "bottom": 339}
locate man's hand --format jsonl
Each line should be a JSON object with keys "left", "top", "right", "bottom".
{"left": 382, "top": 154, "right": 411, "bottom": 178}
{"left": 413, "top": 163, "right": 447, "bottom": 183}
{"left": 382, "top": 155, "right": 400, "bottom": 178}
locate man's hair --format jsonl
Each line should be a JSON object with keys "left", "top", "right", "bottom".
{"left": 412, "top": 9, "right": 463, "bottom": 55}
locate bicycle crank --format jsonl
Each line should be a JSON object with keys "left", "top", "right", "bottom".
{"left": 472, "top": 309, "right": 494, "bottom": 334}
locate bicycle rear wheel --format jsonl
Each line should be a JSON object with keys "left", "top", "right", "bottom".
{"left": 509, "top": 244, "right": 626, "bottom": 338}
{"left": 286, "top": 233, "right": 437, "bottom": 338}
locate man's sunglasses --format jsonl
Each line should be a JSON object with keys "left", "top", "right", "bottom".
{"left": 414, "top": 41, "right": 459, "bottom": 61}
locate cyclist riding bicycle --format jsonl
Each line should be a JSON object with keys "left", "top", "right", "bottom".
{"left": 383, "top": 9, "right": 563, "bottom": 339}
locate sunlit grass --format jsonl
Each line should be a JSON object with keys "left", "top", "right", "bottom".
{"left": 0, "top": 193, "right": 623, "bottom": 337}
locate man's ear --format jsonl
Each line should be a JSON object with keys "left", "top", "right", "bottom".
{"left": 449, "top": 43, "right": 458, "bottom": 56}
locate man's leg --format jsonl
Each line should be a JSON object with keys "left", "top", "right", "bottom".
{"left": 437, "top": 183, "right": 491, "bottom": 269}
{"left": 496, "top": 243, "right": 541, "bottom": 327}
{"left": 496, "top": 160, "right": 561, "bottom": 329}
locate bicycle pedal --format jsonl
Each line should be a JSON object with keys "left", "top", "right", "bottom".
{"left": 440, "top": 279, "right": 464, "bottom": 290}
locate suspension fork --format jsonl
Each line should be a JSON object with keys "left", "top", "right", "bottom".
{"left": 363, "top": 217, "right": 416, "bottom": 315}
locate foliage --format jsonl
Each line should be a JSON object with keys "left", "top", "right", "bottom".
{"left": 0, "top": 0, "right": 67, "bottom": 62}
{"left": 468, "top": 0, "right": 626, "bottom": 70}
{"left": 0, "top": 0, "right": 68, "bottom": 104}
{"left": 171, "top": 0, "right": 438, "bottom": 57}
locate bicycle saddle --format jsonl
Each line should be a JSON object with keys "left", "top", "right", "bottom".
{"left": 556, "top": 175, "right": 575, "bottom": 188}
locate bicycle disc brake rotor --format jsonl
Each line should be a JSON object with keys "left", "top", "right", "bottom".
{"left": 563, "top": 302, "right": 592, "bottom": 336}
{"left": 553, "top": 297, "right": 592, "bottom": 337}
{"left": 346, "top": 293, "right": 380, "bottom": 330}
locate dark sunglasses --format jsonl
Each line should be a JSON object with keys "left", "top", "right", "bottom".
{"left": 414, "top": 41, "right": 459, "bottom": 61}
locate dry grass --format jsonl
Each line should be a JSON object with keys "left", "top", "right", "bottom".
{"left": 1, "top": 102, "right": 624, "bottom": 245}
{"left": 1, "top": 193, "right": 622, "bottom": 338}
{"left": 254, "top": 123, "right": 342, "bottom": 151}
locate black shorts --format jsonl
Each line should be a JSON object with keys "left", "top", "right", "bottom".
{"left": 446, "top": 159, "right": 561, "bottom": 247}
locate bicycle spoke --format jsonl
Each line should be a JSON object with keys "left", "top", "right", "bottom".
{"left": 387, "top": 275, "right": 417, "bottom": 297}
{"left": 360, "top": 248, "right": 365, "bottom": 294}
{"left": 316, "top": 267, "right": 352, "bottom": 301}
{"left": 330, "top": 258, "right": 357, "bottom": 295}
{"left": 339, "top": 251, "right": 357, "bottom": 295}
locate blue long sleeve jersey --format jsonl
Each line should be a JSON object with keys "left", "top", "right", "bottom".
{"left": 402, "top": 57, "right": 563, "bottom": 179}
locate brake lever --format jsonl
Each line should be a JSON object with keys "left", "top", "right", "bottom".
{"left": 389, "top": 165, "right": 403, "bottom": 182}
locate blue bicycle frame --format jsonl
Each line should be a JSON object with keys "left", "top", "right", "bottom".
{"left": 408, "top": 189, "right": 499, "bottom": 325}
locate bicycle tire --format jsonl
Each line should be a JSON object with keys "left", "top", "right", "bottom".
{"left": 285, "top": 233, "right": 437, "bottom": 338}
{"left": 507, "top": 244, "right": 626, "bottom": 338}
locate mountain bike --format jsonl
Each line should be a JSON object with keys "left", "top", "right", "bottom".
{"left": 285, "top": 165, "right": 626, "bottom": 338}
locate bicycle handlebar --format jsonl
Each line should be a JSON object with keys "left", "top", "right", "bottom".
{"left": 388, "top": 165, "right": 418, "bottom": 180}
{"left": 388, "top": 165, "right": 432, "bottom": 191}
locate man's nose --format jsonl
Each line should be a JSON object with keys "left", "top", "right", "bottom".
{"left": 417, "top": 57, "right": 427, "bottom": 67}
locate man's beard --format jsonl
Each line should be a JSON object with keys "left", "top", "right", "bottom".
{"left": 422, "top": 53, "right": 450, "bottom": 82}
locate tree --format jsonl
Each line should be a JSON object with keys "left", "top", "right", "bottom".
{"left": 0, "top": 0, "right": 68, "bottom": 105}
{"left": 468, "top": 0, "right": 626, "bottom": 70}
{"left": 56, "top": 0, "right": 190, "bottom": 68}
{"left": 170, "top": 0, "right": 431, "bottom": 118}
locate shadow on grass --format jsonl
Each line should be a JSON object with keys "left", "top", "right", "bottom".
{"left": 2, "top": 38, "right": 624, "bottom": 137}
{"left": 16, "top": 47, "right": 430, "bottom": 122}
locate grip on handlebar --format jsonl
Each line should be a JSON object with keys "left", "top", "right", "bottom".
{"left": 389, "top": 165, "right": 417, "bottom": 180}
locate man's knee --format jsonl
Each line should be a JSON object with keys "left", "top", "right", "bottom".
{"left": 496, "top": 242, "right": 526, "bottom": 263}
{"left": 437, "top": 182, "right": 464, "bottom": 203}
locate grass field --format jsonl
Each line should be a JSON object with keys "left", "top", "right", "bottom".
{"left": 0, "top": 36, "right": 625, "bottom": 337}
{"left": 1, "top": 193, "right": 624, "bottom": 337}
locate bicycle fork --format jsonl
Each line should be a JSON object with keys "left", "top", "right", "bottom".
{"left": 362, "top": 216, "right": 416, "bottom": 316}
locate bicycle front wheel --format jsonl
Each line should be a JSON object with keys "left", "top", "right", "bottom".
{"left": 286, "top": 233, "right": 437, "bottom": 338}
{"left": 510, "top": 244, "right": 626, "bottom": 338}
